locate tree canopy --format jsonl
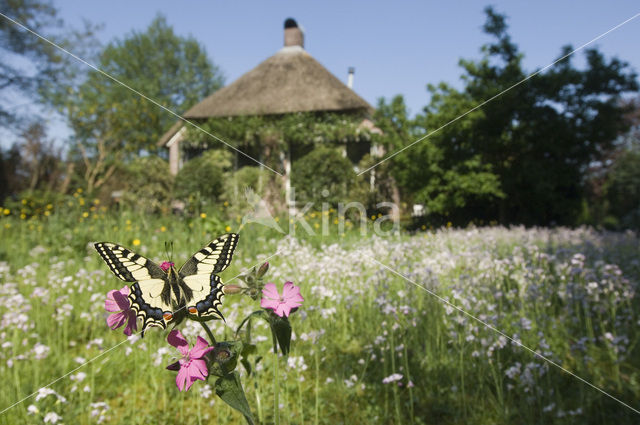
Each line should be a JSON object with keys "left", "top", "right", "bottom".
{"left": 63, "top": 14, "right": 223, "bottom": 193}
{"left": 376, "top": 7, "right": 638, "bottom": 226}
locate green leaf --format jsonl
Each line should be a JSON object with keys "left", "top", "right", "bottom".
{"left": 215, "top": 372, "right": 255, "bottom": 425}
{"left": 269, "top": 314, "right": 292, "bottom": 355}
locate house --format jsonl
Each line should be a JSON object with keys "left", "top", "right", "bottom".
{"left": 158, "top": 18, "right": 381, "bottom": 205}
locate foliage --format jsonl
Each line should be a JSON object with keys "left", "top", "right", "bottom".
{"left": 174, "top": 149, "right": 232, "bottom": 208}
{"left": 119, "top": 156, "right": 173, "bottom": 213}
{"left": 0, "top": 0, "right": 98, "bottom": 130}
{"left": 291, "top": 145, "right": 356, "bottom": 206}
{"left": 374, "top": 95, "right": 504, "bottom": 225}
{"left": 603, "top": 149, "right": 640, "bottom": 229}
{"left": 62, "top": 14, "right": 222, "bottom": 193}
{"left": 377, "top": 8, "right": 638, "bottom": 226}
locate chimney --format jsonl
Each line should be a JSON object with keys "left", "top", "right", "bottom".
{"left": 347, "top": 67, "right": 355, "bottom": 89}
{"left": 284, "top": 18, "right": 304, "bottom": 48}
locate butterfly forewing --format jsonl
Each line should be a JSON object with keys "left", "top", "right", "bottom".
{"left": 179, "top": 233, "right": 239, "bottom": 276}
{"left": 94, "top": 243, "right": 165, "bottom": 281}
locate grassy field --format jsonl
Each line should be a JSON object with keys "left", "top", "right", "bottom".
{"left": 1, "top": 205, "right": 640, "bottom": 424}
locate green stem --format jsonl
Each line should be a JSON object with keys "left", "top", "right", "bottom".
{"left": 200, "top": 322, "right": 217, "bottom": 345}
{"left": 403, "top": 341, "right": 414, "bottom": 424}
{"left": 272, "top": 327, "right": 280, "bottom": 425}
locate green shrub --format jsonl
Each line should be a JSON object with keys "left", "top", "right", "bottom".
{"left": 120, "top": 156, "right": 173, "bottom": 213}
{"left": 291, "top": 145, "right": 355, "bottom": 206}
{"left": 174, "top": 149, "right": 232, "bottom": 208}
{"left": 604, "top": 150, "right": 640, "bottom": 230}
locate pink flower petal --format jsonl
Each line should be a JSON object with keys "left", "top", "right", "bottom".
{"left": 106, "top": 311, "right": 126, "bottom": 329}
{"left": 183, "top": 375, "right": 196, "bottom": 392}
{"left": 261, "top": 283, "right": 280, "bottom": 300}
{"left": 260, "top": 297, "right": 281, "bottom": 311}
{"left": 123, "top": 310, "right": 137, "bottom": 336}
{"left": 281, "top": 281, "right": 298, "bottom": 298}
{"left": 190, "top": 337, "right": 214, "bottom": 359}
{"left": 112, "top": 290, "right": 131, "bottom": 311}
{"left": 167, "top": 330, "right": 190, "bottom": 356}
{"left": 188, "top": 359, "right": 208, "bottom": 380}
{"left": 176, "top": 365, "right": 188, "bottom": 391}
{"left": 276, "top": 303, "right": 290, "bottom": 317}
{"left": 105, "top": 290, "right": 120, "bottom": 312}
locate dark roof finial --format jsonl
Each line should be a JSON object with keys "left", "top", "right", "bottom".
{"left": 284, "top": 18, "right": 298, "bottom": 29}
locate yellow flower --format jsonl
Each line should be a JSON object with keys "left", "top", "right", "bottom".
{"left": 274, "top": 217, "right": 280, "bottom": 222}
{"left": 78, "top": 198, "right": 85, "bottom": 206}
{"left": 225, "top": 226, "right": 231, "bottom": 232}
{"left": 333, "top": 218, "right": 339, "bottom": 225}
{"left": 200, "top": 213, "right": 207, "bottom": 219}
{"left": 46, "top": 204, "right": 53, "bottom": 210}
{"left": 44, "top": 211, "right": 50, "bottom": 217}
{"left": 20, "top": 213, "right": 26, "bottom": 219}
{"left": 21, "top": 199, "right": 27, "bottom": 205}
{"left": 223, "top": 201, "right": 229, "bottom": 207}
{"left": 421, "top": 225, "right": 426, "bottom": 230}
{"left": 93, "top": 199, "right": 100, "bottom": 205}
{"left": 126, "top": 219, "right": 131, "bottom": 225}
{"left": 371, "top": 215, "right": 376, "bottom": 220}
{"left": 77, "top": 188, "right": 83, "bottom": 193}
{"left": 314, "top": 223, "right": 320, "bottom": 229}
{"left": 2, "top": 208, "right": 9, "bottom": 215}
{"left": 82, "top": 212, "right": 89, "bottom": 218}
{"left": 3, "top": 223, "right": 10, "bottom": 229}
{"left": 310, "top": 212, "right": 316, "bottom": 218}
{"left": 160, "top": 226, "right": 166, "bottom": 232}
{"left": 447, "top": 221, "right": 452, "bottom": 228}
{"left": 132, "top": 239, "right": 141, "bottom": 246}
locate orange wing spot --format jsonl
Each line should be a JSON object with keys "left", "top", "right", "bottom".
{"left": 188, "top": 307, "right": 198, "bottom": 314}
{"left": 163, "top": 312, "right": 173, "bottom": 321}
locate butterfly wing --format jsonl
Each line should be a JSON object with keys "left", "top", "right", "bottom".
{"left": 179, "top": 233, "right": 239, "bottom": 321}
{"left": 94, "top": 242, "right": 174, "bottom": 332}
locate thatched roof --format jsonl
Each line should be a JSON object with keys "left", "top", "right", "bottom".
{"left": 185, "top": 46, "right": 373, "bottom": 118}
{"left": 158, "top": 19, "right": 374, "bottom": 146}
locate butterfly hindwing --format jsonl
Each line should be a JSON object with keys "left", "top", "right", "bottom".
{"left": 130, "top": 279, "right": 174, "bottom": 331}
{"left": 179, "top": 233, "right": 239, "bottom": 276}
{"left": 183, "top": 274, "right": 225, "bottom": 320}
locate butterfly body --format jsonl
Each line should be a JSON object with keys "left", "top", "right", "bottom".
{"left": 95, "top": 233, "right": 239, "bottom": 334}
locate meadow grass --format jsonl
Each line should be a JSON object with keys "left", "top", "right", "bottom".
{"left": 0, "top": 205, "right": 639, "bottom": 424}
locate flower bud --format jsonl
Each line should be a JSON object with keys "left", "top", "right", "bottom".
{"left": 223, "top": 284, "right": 243, "bottom": 295}
{"left": 257, "top": 262, "right": 269, "bottom": 278}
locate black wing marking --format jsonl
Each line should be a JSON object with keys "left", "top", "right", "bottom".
{"left": 179, "top": 233, "right": 239, "bottom": 276}
{"left": 94, "top": 242, "right": 165, "bottom": 282}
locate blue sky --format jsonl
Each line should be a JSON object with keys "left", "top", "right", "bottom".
{"left": 4, "top": 1, "right": 640, "bottom": 145}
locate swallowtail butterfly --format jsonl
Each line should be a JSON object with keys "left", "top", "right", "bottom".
{"left": 94, "top": 234, "right": 239, "bottom": 334}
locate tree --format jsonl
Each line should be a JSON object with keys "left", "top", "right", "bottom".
{"left": 0, "top": 0, "right": 98, "bottom": 130}
{"left": 64, "top": 14, "right": 223, "bottom": 193}
{"left": 408, "top": 7, "right": 637, "bottom": 225}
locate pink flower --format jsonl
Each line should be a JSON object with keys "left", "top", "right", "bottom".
{"left": 260, "top": 281, "right": 304, "bottom": 317}
{"left": 166, "top": 330, "right": 214, "bottom": 391}
{"left": 105, "top": 285, "right": 137, "bottom": 336}
{"left": 160, "top": 261, "right": 174, "bottom": 272}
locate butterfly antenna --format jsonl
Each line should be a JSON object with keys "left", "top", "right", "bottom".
{"left": 164, "top": 241, "right": 174, "bottom": 262}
